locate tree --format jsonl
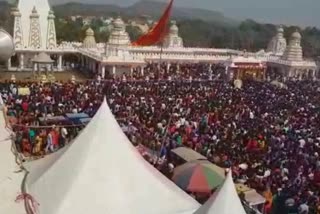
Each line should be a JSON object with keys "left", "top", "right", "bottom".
{"left": 126, "top": 25, "right": 143, "bottom": 42}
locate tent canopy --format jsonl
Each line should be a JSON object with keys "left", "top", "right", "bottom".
{"left": 171, "top": 147, "right": 207, "bottom": 162}
{"left": 194, "top": 171, "right": 247, "bottom": 214}
{"left": 24, "top": 99, "right": 200, "bottom": 214}
{"left": 0, "top": 110, "right": 25, "bottom": 214}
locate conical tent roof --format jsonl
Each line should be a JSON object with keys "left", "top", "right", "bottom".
{"left": 24, "top": 99, "right": 200, "bottom": 214}
{"left": 194, "top": 171, "right": 246, "bottom": 214}
{"left": 0, "top": 109, "right": 25, "bottom": 214}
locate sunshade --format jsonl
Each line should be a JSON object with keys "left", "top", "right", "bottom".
{"left": 173, "top": 160, "right": 225, "bottom": 193}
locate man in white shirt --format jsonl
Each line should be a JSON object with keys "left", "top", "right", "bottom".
{"left": 61, "top": 127, "right": 68, "bottom": 146}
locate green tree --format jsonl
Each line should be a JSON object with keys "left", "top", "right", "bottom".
{"left": 126, "top": 25, "right": 143, "bottom": 42}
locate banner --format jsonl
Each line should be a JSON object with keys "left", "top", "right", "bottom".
{"left": 18, "top": 87, "right": 30, "bottom": 96}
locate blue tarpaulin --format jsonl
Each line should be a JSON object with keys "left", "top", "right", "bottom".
{"left": 79, "top": 118, "right": 91, "bottom": 124}
{"left": 65, "top": 113, "right": 89, "bottom": 119}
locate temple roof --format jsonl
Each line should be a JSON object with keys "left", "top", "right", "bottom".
{"left": 292, "top": 31, "right": 302, "bottom": 39}
{"left": 32, "top": 52, "right": 54, "bottom": 63}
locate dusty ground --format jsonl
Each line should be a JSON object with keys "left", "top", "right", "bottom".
{"left": 0, "top": 70, "right": 89, "bottom": 82}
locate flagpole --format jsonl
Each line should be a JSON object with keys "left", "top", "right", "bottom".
{"left": 159, "top": 42, "right": 163, "bottom": 66}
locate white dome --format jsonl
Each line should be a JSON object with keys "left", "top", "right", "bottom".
{"left": 277, "top": 26, "right": 284, "bottom": 34}
{"left": 86, "top": 27, "right": 94, "bottom": 36}
{"left": 292, "top": 31, "right": 301, "bottom": 39}
{"left": 113, "top": 17, "right": 125, "bottom": 29}
{"left": 170, "top": 21, "right": 179, "bottom": 34}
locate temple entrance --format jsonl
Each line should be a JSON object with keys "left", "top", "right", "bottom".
{"left": 234, "top": 67, "right": 266, "bottom": 80}
{"left": 225, "top": 57, "right": 266, "bottom": 81}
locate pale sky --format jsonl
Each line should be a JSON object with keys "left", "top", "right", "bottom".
{"left": 49, "top": 0, "right": 320, "bottom": 27}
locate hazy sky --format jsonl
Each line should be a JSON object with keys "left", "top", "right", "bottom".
{"left": 49, "top": 0, "right": 319, "bottom": 27}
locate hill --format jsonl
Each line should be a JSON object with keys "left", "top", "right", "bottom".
{"left": 52, "top": 2, "right": 122, "bottom": 18}
{"left": 52, "top": 1, "right": 237, "bottom": 26}
{"left": 126, "top": 1, "right": 236, "bottom": 26}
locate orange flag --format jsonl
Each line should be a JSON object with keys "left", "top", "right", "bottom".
{"left": 131, "top": 0, "right": 174, "bottom": 46}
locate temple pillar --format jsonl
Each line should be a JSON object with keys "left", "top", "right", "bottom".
{"left": 92, "top": 61, "right": 96, "bottom": 73}
{"left": 141, "top": 66, "right": 144, "bottom": 76}
{"left": 57, "top": 54, "right": 63, "bottom": 71}
{"left": 101, "top": 65, "right": 105, "bottom": 79}
{"left": 81, "top": 56, "right": 84, "bottom": 67}
{"left": 86, "top": 58, "right": 89, "bottom": 69}
{"left": 298, "top": 70, "right": 302, "bottom": 81}
{"left": 7, "top": 58, "right": 11, "bottom": 70}
{"left": 19, "top": 53, "right": 24, "bottom": 70}
{"left": 130, "top": 67, "right": 133, "bottom": 77}
{"left": 177, "top": 64, "right": 180, "bottom": 73}
{"left": 112, "top": 65, "right": 116, "bottom": 75}
{"left": 33, "top": 63, "right": 37, "bottom": 72}
{"left": 167, "top": 63, "right": 171, "bottom": 71}
{"left": 312, "top": 69, "right": 316, "bottom": 79}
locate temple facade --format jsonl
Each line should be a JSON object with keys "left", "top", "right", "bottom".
{"left": 7, "top": 0, "right": 319, "bottom": 80}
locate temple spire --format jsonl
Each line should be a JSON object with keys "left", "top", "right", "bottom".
{"left": 46, "top": 10, "right": 57, "bottom": 49}
{"left": 28, "top": 6, "right": 42, "bottom": 49}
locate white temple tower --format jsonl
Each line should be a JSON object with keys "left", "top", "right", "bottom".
{"left": 82, "top": 27, "right": 97, "bottom": 49}
{"left": 14, "top": 0, "right": 54, "bottom": 50}
{"left": 105, "top": 17, "right": 130, "bottom": 57}
{"left": 267, "top": 26, "right": 287, "bottom": 56}
{"left": 46, "top": 10, "right": 57, "bottom": 49}
{"left": 163, "top": 21, "right": 184, "bottom": 48}
{"left": 10, "top": 0, "right": 58, "bottom": 71}
{"left": 11, "top": 7, "right": 24, "bottom": 49}
{"left": 28, "top": 7, "right": 42, "bottom": 49}
{"left": 282, "top": 31, "right": 303, "bottom": 61}
{"left": 107, "top": 17, "right": 130, "bottom": 47}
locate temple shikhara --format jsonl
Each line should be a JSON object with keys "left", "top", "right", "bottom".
{"left": 7, "top": 0, "right": 318, "bottom": 80}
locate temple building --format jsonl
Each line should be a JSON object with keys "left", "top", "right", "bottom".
{"left": 6, "top": 0, "right": 319, "bottom": 80}
{"left": 267, "top": 26, "right": 287, "bottom": 56}
{"left": 267, "top": 31, "right": 317, "bottom": 80}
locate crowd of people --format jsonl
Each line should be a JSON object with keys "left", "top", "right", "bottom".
{"left": 1, "top": 62, "right": 320, "bottom": 213}
{"left": 97, "top": 62, "right": 226, "bottom": 81}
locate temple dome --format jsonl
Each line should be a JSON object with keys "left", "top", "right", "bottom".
{"left": 292, "top": 31, "right": 301, "bottom": 39}
{"left": 82, "top": 27, "right": 97, "bottom": 49}
{"left": 277, "top": 26, "right": 284, "bottom": 33}
{"left": 170, "top": 21, "right": 179, "bottom": 34}
{"left": 86, "top": 27, "right": 94, "bottom": 36}
{"left": 113, "top": 17, "right": 125, "bottom": 29}
{"left": 30, "top": 6, "right": 39, "bottom": 18}
{"left": 48, "top": 10, "right": 55, "bottom": 19}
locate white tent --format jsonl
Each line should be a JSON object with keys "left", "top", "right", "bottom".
{"left": 0, "top": 94, "right": 4, "bottom": 106}
{"left": 194, "top": 171, "right": 246, "bottom": 214}
{"left": 24, "top": 99, "right": 200, "bottom": 214}
{"left": 0, "top": 109, "right": 25, "bottom": 214}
